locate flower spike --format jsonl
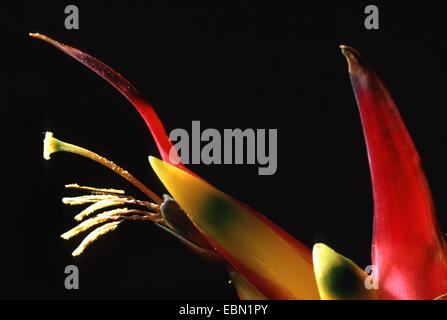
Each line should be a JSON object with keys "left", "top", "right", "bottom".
{"left": 34, "top": 34, "right": 321, "bottom": 299}
{"left": 341, "top": 46, "right": 447, "bottom": 299}
{"left": 36, "top": 31, "right": 447, "bottom": 299}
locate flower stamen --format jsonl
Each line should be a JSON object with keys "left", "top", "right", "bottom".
{"left": 62, "top": 194, "right": 126, "bottom": 205}
{"left": 44, "top": 132, "right": 169, "bottom": 255}
{"left": 61, "top": 185, "right": 166, "bottom": 255}
{"left": 65, "top": 183, "right": 125, "bottom": 195}
{"left": 62, "top": 192, "right": 159, "bottom": 216}
{"left": 44, "top": 132, "right": 162, "bottom": 204}
{"left": 73, "top": 199, "right": 126, "bottom": 221}
{"left": 62, "top": 207, "right": 163, "bottom": 240}
{"left": 72, "top": 221, "right": 122, "bottom": 256}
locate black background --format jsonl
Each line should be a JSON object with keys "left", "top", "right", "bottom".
{"left": 5, "top": 1, "right": 447, "bottom": 300}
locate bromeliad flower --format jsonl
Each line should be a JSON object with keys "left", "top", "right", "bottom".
{"left": 33, "top": 33, "right": 318, "bottom": 300}
{"left": 34, "top": 33, "right": 447, "bottom": 300}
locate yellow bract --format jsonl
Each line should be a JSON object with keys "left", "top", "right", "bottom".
{"left": 313, "top": 243, "right": 377, "bottom": 300}
{"left": 149, "top": 156, "right": 320, "bottom": 299}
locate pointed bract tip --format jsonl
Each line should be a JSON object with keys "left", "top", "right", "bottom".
{"left": 29, "top": 33, "right": 48, "bottom": 41}
{"left": 312, "top": 243, "right": 332, "bottom": 272}
{"left": 339, "top": 45, "right": 361, "bottom": 56}
{"left": 339, "top": 45, "right": 363, "bottom": 74}
{"left": 29, "top": 33, "right": 65, "bottom": 50}
{"left": 148, "top": 155, "right": 160, "bottom": 170}
{"left": 313, "top": 243, "right": 377, "bottom": 300}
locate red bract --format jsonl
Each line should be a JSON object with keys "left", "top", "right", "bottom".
{"left": 29, "top": 33, "right": 193, "bottom": 175}
{"left": 341, "top": 46, "right": 447, "bottom": 300}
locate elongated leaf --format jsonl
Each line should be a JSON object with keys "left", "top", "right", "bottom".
{"left": 341, "top": 46, "right": 447, "bottom": 299}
